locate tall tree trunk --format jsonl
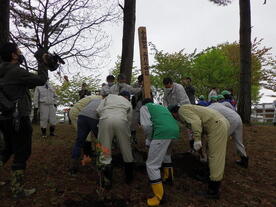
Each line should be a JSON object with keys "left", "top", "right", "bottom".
{"left": 0, "top": 0, "right": 10, "bottom": 50}
{"left": 238, "top": 0, "right": 252, "bottom": 124}
{"left": 120, "top": 0, "right": 136, "bottom": 84}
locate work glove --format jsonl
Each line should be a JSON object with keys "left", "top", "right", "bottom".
{"left": 193, "top": 140, "right": 202, "bottom": 151}
{"left": 81, "top": 155, "right": 92, "bottom": 166}
{"left": 145, "top": 138, "right": 151, "bottom": 148}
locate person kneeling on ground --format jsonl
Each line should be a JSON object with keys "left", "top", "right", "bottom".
{"left": 169, "top": 104, "right": 230, "bottom": 199}
{"left": 140, "top": 98, "right": 180, "bottom": 206}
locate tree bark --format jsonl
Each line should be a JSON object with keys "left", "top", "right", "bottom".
{"left": 238, "top": 0, "right": 252, "bottom": 123}
{"left": 0, "top": 0, "right": 10, "bottom": 49}
{"left": 120, "top": 0, "right": 136, "bottom": 84}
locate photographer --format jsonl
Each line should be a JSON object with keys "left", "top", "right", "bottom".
{"left": 0, "top": 42, "right": 58, "bottom": 199}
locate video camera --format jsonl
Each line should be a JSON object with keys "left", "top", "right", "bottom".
{"left": 34, "top": 44, "right": 65, "bottom": 71}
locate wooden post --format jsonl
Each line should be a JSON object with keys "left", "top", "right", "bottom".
{"left": 138, "top": 27, "right": 151, "bottom": 98}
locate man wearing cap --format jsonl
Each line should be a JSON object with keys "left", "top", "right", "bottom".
{"left": 197, "top": 95, "right": 208, "bottom": 107}
{"left": 208, "top": 95, "right": 218, "bottom": 105}
{"left": 208, "top": 102, "right": 249, "bottom": 168}
{"left": 217, "top": 94, "right": 236, "bottom": 111}
{"left": 169, "top": 104, "right": 229, "bottom": 199}
{"left": 221, "top": 90, "right": 236, "bottom": 108}
{"left": 140, "top": 98, "right": 179, "bottom": 206}
{"left": 96, "top": 91, "right": 134, "bottom": 188}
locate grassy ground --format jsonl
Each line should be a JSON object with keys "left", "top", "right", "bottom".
{"left": 0, "top": 124, "right": 276, "bottom": 207}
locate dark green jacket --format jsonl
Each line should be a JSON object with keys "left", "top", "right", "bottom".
{"left": 0, "top": 62, "right": 48, "bottom": 116}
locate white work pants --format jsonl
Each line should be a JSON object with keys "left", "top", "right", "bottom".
{"left": 146, "top": 139, "right": 172, "bottom": 183}
{"left": 40, "top": 103, "right": 56, "bottom": 128}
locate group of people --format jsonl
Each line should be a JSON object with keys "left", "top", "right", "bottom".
{"left": 65, "top": 75, "right": 250, "bottom": 206}
{"left": 0, "top": 41, "right": 251, "bottom": 205}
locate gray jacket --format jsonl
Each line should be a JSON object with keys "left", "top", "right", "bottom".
{"left": 163, "top": 83, "right": 190, "bottom": 107}
{"left": 208, "top": 102, "right": 241, "bottom": 135}
{"left": 0, "top": 62, "right": 49, "bottom": 116}
{"left": 33, "top": 82, "right": 57, "bottom": 107}
{"left": 109, "top": 83, "right": 141, "bottom": 95}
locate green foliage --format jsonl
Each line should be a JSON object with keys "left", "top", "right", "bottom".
{"left": 53, "top": 73, "right": 100, "bottom": 106}
{"left": 192, "top": 47, "right": 236, "bottom": 98}
{"left": 150, "top": 40, "right": 273, "bottom": 102}
{"left": 218, "top": 39, "right": 275, "bottom": 100}
{"left": 150, "top": 43, "right": 195, "bottom": 89}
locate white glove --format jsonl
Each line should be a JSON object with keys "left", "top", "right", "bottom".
{"left": 193, "top": 140, "right": 202, "bottom": 151}
{"left": 200, "top": 153, "right": 208, "bottom": 163}
{"left": 145, "top": 138, "right": 151, "bottom": 147}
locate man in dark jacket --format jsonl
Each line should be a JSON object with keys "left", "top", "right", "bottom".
{"left": 78, "top": 82, "right": 91, "bottom": 100}
{"left": 0, "top": 42, "right": 57, "bottom": 199}
{"left": 183, "top": 77, "right": 196, "bottom": 104}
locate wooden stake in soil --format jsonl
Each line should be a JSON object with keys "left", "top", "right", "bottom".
{"left": 138, "top": 27, "right": 151, "bottom": 99}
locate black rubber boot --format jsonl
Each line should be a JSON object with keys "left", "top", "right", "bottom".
{"left": 131, "top": 130, "right": 137, "bottom": 144}
{"left": 124, "top": 162, "right": 134, "bottom": 184}
{"left": 49, "top": 126, "right": 55, "bottom": 136}
{"left": 188, "top": 139, "right": 196, "bottom": 153}
{"left": 68, "top": 159, "right": 80, "bottom": 176}
{"left": 83, "top": 141, "right": 93, "bottom": 157}
{"left": 162, "top": 167, "right": 174, "bottom": 185}
{"left": 102, "top": 164, "right": 113, "bottom": 190}
{"left": 196, "top": 181, "right": 221, "bottom": 199}
{"left": 206, "top": 181, "right": 221, "bottom": 199}
{"left": 41, "top": 128, "right": 47, "bottom": 138}
{"left": 236, "top": 156, "right": 249, "bottom": 168}
{"left": 189, "top": 140, "right": 194, "bottom": 150}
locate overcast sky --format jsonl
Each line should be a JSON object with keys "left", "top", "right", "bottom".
{"left": 102, "top": 0, "right": 276, "bottom": 103}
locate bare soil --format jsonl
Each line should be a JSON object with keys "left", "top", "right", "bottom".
{"left": 0, "top": 124, "right": 275, "bottom": 207}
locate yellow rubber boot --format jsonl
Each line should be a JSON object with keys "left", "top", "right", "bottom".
{"left": 147, "top": 183, "right": 164, "bottom": 206}
{"left": 163, "top": 167, "right": 173, "bottom": 185}
{"left": 163, "top": 168, "right": 169, "bottom": 180}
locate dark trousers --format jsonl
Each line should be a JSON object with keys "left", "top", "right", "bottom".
{"left": 71, "top": 115, "right": 98, "bottom": 159}
{"left": 0, "top": 116, "right": 32, "bottom": 171}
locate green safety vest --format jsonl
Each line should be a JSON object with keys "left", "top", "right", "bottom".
{"left": 146, "top": 103, "right": 180, "bottom": 140}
